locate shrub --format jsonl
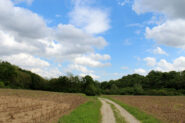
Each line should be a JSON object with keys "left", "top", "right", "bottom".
{"left": 85, "top": 83, "right": 99, "bottom": 96}
{"left": 0, "top": 81, "right": 5, "bottom": 88}
{"left": 120, "top": 87, "right": 134, "bottom": 95}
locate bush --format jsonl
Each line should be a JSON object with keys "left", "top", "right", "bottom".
{"left": 120, "top": 87, "right": 134, "bottom": 95}
{"left": 85, "top": 83, "right": 100, "bottom": 96}
{"left": 133, "top": 84, "right": 144, "bottom": 95}
{"left": 0, "top": 81, "right": 5, "bottom": 88}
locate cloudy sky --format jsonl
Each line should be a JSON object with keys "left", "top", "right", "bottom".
{"left": 1, "top": 0, "right": 185, "bottom": 81}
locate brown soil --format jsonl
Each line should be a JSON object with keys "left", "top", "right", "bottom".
{"left": 0, "top": 89, "right": 87, "bottom": 123}
{"left": 111, "top": 96, "right": 185, "bottom": 123}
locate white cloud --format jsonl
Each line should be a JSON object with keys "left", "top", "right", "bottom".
{"left": 146, "top": 19, "right": 185, "bottom": 48}
{"left": 133, "top": 0, "right": 185, "bottom": 19}
{"left": 144, "top": 57, "right": 156, "bottom": 67}
{"left": 31, "top": 68, "right": 62, "bottom": 78}
{"left": 1, "top": 53, "right": 50, "bottom": 68}
{"left": 66, "top": 62, "right": 100, "bottom": 80}
{"left": 69, "top": 0, "right": 110, "bottom": 34}
{"left": 156, "top": 59, "right": 174, "bottom": 72}
{"left": 0, "top": 0, "right": 111, "bottom": 79}
{"left": 0, "top": 0, "right": 108, "bottom": 59}
{"left": 173, "top": 57, "right": 185, "bottom": 71}
{"left": 74, "top": 55, "right": 111, "bottom": 67}
{"left": 134, "top": 68, "right": 147, "bottom": 75}
{"left": 67, "top": 64, "right": 93, "bottom": 73}
{"left": 80, "top": 73, "right": 99, "bottom": 79}
{"left": 89, "top": 53, "right": 111, "bottom": 61}
{"left": 153, "top": 47, "right": 168, "bottom": 55}
{"left": 144, "top": 56, "right": 185, "bottom": 72}
{"left": 132, "top": 0, "right": 185, "bottom": 49}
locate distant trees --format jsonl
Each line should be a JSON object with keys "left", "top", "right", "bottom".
{"left": 83, "top": 75, "right": 100, "bottom": 96}
{"left": 0, "top": 61, "right": 46, "bottom": 90}
{"left": 100, "top": 70, "right": 185, "bottom": 95}
{"left": 0, "top": 60, "right": 185, "bottom": 96}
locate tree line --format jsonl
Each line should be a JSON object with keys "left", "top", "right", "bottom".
{"left": 0, "top": 61, "right": 185, "bottom": 96}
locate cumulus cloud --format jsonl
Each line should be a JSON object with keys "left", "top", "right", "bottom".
{"left": 0, "top": 0, "right": 110, "bottom": 78}
{"left": 134, "top": 68, "right": 147, "bottom": 75}
{"left": 132, "top": 0, "right": 185, "bottom": 49}
{"left": 144, "top": 56, "right": 185, "bottom": 72}
{"left": 66, "top": 62, "right": 100, "bottom": 79}
{"left": 156, "top": 59, "right": 174, "bottom": 72}
{"left": 0, "top": 0, "right": 108, "bottom": 58}
{"left": 1, "top": 53, "right": 50, "bottom": 68}
{"left": 89, "top": 53, "right": 111, "bottom": 61}
{"left": 173, "top": 57, "right": 185, "bottom": 71}
{"left": 74, "top": 55, "right": 111, "bottom": 68}
{"left": 153, "top": 47, "right": 168, "bottom": 55}
{"left": 69, "top": 0, "right": 110, "bottom": 34}
{"left": 146, "top": 19, "right": 185, "bottom": 48}
{"left": 144, "top": 57, "right": 156, "bottom": 67}
{"left": 67, "top": 64, "right": 93, "bottom": 74}
{"left": 133, "top": 0, "right": 185, "bottom": 19}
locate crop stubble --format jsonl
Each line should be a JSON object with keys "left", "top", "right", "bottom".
{"left": 0, "top": 89, "right": 87, "bottom": 123}
{"left": 111, "top": 96, "right": 185, "bottom": 123}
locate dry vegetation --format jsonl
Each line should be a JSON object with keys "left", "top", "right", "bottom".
{"left": 111, "top": 96, "right": 185, "bottom": 123}
{"left": 0, "top": 89, "right": 87, "bottom": 123}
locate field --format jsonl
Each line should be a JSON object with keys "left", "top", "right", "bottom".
{"left": 0, "top": 89, "right": 87, "bottom": 123}
{"left": 110, "top": 96, "right": 185, "bottom": 123}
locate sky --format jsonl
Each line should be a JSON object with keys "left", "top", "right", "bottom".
{"left": 1, "top": 0, "right": 185, "bottom": 81}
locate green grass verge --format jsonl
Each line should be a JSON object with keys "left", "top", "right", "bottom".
{"left": 58, "top": 97, "right": 101, "bottom": 123}
{"left": 103, "top": 96, "right": 163, "bottom": 123}
{"left": 108, "top": 102, "right": 126, "bottom": 123}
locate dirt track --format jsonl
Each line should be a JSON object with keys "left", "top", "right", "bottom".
{"left": 99, "top": 98, "right": 115, "bottom": 123}
{"left": 99, "top": 98, "right": 140, "bottom": 123}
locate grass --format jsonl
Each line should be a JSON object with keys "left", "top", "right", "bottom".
{"left": 103, "top": 96, "right": 163, "bottom": 123}
{"left": 58, "top": 97, "right": 102, "bottom": 123}
{"left": 108, "top": 102, "right": 126, "bottom": 123}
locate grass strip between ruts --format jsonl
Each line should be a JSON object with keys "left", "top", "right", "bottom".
{"left": 107, "top": 101, "right": 127, "bottom": 123}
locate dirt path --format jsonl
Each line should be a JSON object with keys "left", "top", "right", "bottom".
{"left": 99, "top": 98, "right": 140, "bottom": 123}
{"left": 99, "top": 98, "right": 116, "bottom": 123}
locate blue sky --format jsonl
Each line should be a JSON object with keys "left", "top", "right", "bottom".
{"left": 1, "top": 0, "right": 185, "bottom": 81}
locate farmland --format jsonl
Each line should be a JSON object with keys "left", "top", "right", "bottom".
{"left": 0, "top": 89, "right": 87, "bottom": 123}
{"left": 110, "top": 96, "right": 185, "bottom": 123}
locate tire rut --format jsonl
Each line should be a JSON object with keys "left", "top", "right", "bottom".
{"left": 99, "top": 98, "right": 140, "bottom": 123}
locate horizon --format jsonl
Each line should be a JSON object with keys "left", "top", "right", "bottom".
{"left": 0, "top": 0, "right": 185, "bottom": 81}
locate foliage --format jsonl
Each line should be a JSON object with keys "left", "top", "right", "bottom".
{"left": 0, "top": 60, "right": 185, "bottom": 96}
{"left": 100, "top": 71, "right": 185, "bottom": 95}
{"left": 0, "top": 81, "right": 5, "bottom": 88}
